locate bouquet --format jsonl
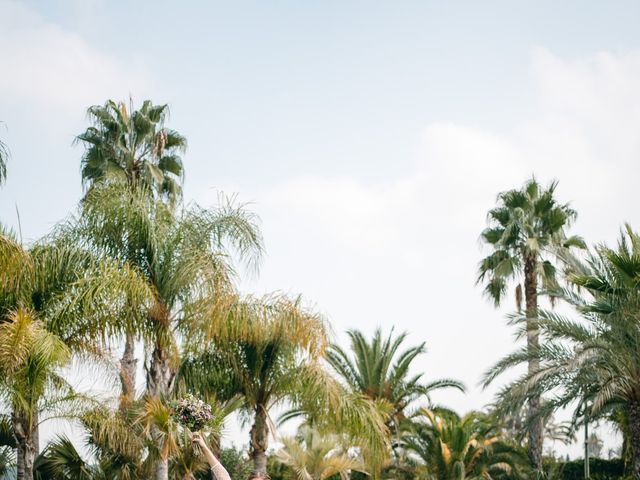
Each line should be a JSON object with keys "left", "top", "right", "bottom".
{"left": 171, "top": 394, "right": 213, "bottom": 431}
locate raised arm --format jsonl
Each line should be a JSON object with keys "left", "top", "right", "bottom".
{"left": 191, "top": 433, "right": 231, "bottom": 480}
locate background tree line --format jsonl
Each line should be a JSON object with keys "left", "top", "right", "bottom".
{"left": 1, "top": 100, "right": 639, "bottom": 480}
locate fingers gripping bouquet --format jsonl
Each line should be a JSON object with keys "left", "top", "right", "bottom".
{"left": 171, "top": 394, "right": 213, "bottom": 432}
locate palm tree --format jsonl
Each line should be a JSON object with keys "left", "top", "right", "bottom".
{"left": 77, "top": 99, "right": 187, "bottom": 204}
{"left": 477, "top": 177, "right": 584, "bottom": 469}
{"left": 0, "top": 415, "right": 15, "bottom": 477}
{"left": 182, "top": 295, "right": 390, "bottom": 477}
{"left": 485, "top": 404, "right": 574, "bottom": 449}
{"left": 77, "top": 183, "right": 262, "bottom": 480}
{"left": 483, "top": 225, "right": 640, "bottom": 479}
{"left": 34, "top": 436, "right": 96, "bottom": 480}
{"left": 0, "top": 226, "right": 152, "bottom": 480}
{"left": 405, "top": 408, "right": 527, "bottom": 480}
{"left": 33, "top": 372, "right": 242, "bottom": 480}
{"left": 327, "top": 329, "right": 464, "bottom": 441}
{"left": 76, "top": 98, "right": 187, "bottom": 407}
{"left": 80, "top": 405, "right": 154, "bottom": 480}
{"left": 0, "top": 308, "right": 71, "bottom": 480}
{"left": 276, "top": 426, "right": 366, "bottom": 480}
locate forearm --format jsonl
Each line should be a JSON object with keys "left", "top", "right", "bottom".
{"left": 199, "top": 443, "right": 220, "bottom": 468}
{"left": 194, "top": 437, "right": 231, "bottom": 480}
{"left": 207, "top": 450, "right": 232, "bottom": 480}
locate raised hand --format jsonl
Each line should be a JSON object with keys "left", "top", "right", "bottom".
{"left": 191, "top": 432, "right": 206, "bottom": 447}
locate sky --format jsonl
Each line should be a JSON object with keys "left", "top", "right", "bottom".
{"left": 2, "top": 0, "right": 640, "bottom": 458}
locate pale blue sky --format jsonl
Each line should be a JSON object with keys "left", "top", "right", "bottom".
{"left": 2, "top": 0, "right": 640, "bottom": 457}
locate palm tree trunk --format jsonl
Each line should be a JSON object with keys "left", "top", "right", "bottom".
{"left": 32, "top": 409, "right": 39, "bottom": 456}
{"left": 155, "top": 457, "right": 169, "bottom": 480}
{"left": 119, "top": 331, "right": 137, "bottom": 410}
{"left": 146, "top": 340, "right": 176, "bottom": 398}
{"left": 12, "top": 412, "right": 36, "bottom": 480}
{"left": 147, "top": 338, "right": 176, "bottom": 480}
{"left": 250, "top": 405, "right": 269, "bottom": 474}
{"left": 524, "top": 254, "right": 543, "bottom": 471}
{"left": 628, "top": 400, "right": 640, "bottom": 480}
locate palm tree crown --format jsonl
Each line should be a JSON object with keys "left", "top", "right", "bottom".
{"left": 182, "top": 295, "right": 390, "bottom": 476}
{"left": 406, "top": 409, "right": 527, "bottom": 480}
{"left": 276, "top": 426, "right": 366, "bottom": 480}
{"left": 77, "top": 99, "right": 187, "bottom": 204}
{"left": 327, "top": 328, "right": 464, "bottom": 431}
{"left": 477, "top": 177, "right": 583, "bottom": 307}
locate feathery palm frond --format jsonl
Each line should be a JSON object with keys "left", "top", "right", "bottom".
{"left": 327, "top": 328, "right": 464, "bottom": 432}
{"left": 484, "top": 226, "right": 640, "bottom": 475}
{"left": 405, "top": 408, "right": 528, "bottom": 480}
{"left": 182, "top": 294, "right": 389, "bottom": 476}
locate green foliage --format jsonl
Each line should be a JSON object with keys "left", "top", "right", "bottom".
{"left": 477, "top": 176, "right": 582, "bottom": 308}
{"left": 77, "top": 99, "right": 187, "bottom": 205}
{"left": 276, "top": 426, "right": 366, "bottom": 480}
{"left": 326, "top": 328, "right": 464, "bottom": 476}
{"left": 0, "top": 417, "right": 14, "bottom": 477}
{"left": 327, "top": 328, "right": 464, "bottom": 425}
{"left": 543, "top": 458, "right": 625, "bottom": 480}
{"left": 182, "top": 295, "right": 389, "bottom": 473}
{"left": 267, "top": 453, "right": 292, "bottom": 480}
{"left": 34, "top": 436, "right": 95, "bottom": 480}
{"left": 404, "top": 408, "right": 529, "bottom": 480}
{"left": 484, "top": 226, "right": 640, "bottom": 442}
{"left": 218, "top": 447, "right": 254, "bottom": 480}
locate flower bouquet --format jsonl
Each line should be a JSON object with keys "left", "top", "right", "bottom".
{"left": 171, "top": 394, "right": 213, "bottom": 431}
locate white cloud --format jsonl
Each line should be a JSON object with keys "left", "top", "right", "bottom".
{"left": 258, "top": 47, "right": 640, "bottom": 265}
{"left": 262, "top": 124, "right": 524, "bottom": 263}
{"left": 214, "top": 47, "right": 640, "bottom": 455}
{"left": 0, "top": 0, "right": 148, "bottom": 117}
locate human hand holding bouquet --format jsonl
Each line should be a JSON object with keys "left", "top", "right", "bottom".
{"left": 190, "top": 432, "right": 207, "bottom": 448}
{"left": 171, "top": 395, "right": 232, "bottom": 480}
{"left": 171, "top": 394, "right": 213, "bottom": 432}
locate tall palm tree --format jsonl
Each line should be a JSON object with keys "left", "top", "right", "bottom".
{"left": 483, "top": 225, "right": 640, "bottom": 479}
{"left": 327, "top": 329, "right": 464, "bottom": 438}
{"left": 77, "top": 99, "right": 187, "bottom": 204}
{"left": 405, "top": 408, "right": 527, "bottom": 480}
{"left": 76, "top": 98, "right": 187, "bottom": 407}
{"left": 78, "top": 183, "right": 262, "bottom": 480}
{"left": 182, "top": 295, "right": 390, "bottom": 477}
{"left": 276, "top": 426, "right": 366, "bottom": 480}
{"left": 477, "top": 177, "right": 584, "bottom": 469}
